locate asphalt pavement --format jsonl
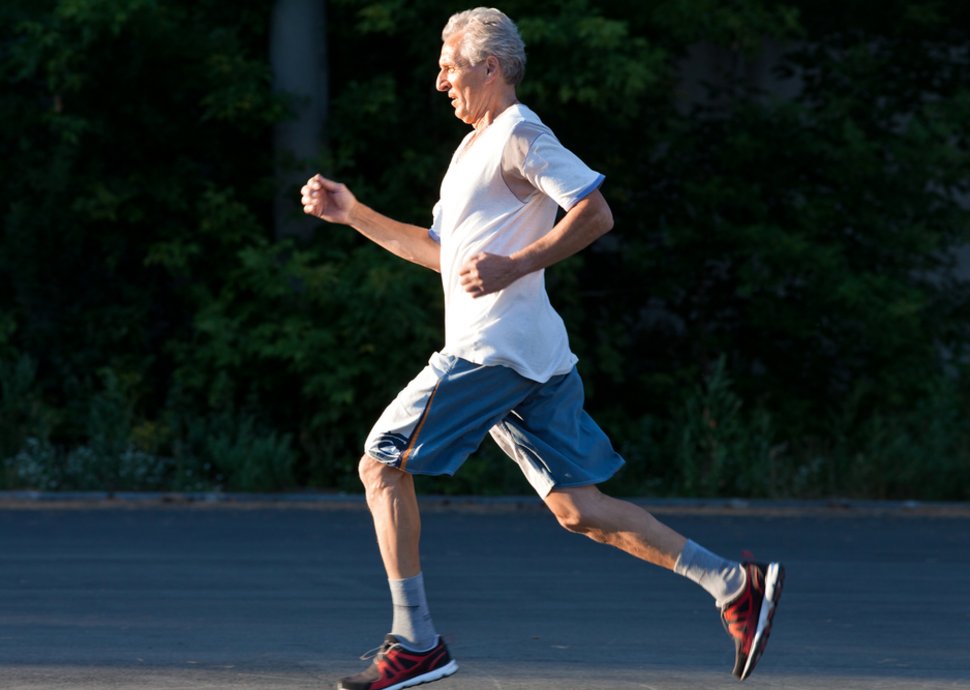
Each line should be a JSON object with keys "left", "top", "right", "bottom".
{"left": 1, "top": 495, "right": 969, "bottom": 689}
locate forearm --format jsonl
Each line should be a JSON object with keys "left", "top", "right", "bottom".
{"left": 348, "top": 203, "right": 441, "bottom": 272}
{"left": 459, "top": 189, "right": 614, "bottom": 297}
{"left": 509, "top": 190, "right": 613, "bottom": 275}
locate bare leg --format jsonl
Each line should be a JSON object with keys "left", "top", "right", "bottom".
{"left": 543, "top": 486, "right": 781, "bottom": 680}
{"left": 339, "top": 457, "right": 452, "bottom": 685}
{"left": 543, "top": 485, "right": 687, "bottom": 570}
{"left": 358, "top": 454, "right": 421, "bottom": 579}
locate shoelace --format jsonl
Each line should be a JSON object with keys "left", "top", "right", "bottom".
{"left": 359, "top": 640, "right": 396, "bottom": 662}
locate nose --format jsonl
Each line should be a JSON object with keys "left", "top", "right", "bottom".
{"left": 435, "top": 68, "right": 449, "bottom": 92}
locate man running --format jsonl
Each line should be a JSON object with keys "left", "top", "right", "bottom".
{"left": 301, "top": 8, "right": 784, "bottom": 690}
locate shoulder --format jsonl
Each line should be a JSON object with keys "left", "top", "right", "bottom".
{"left": 504, "top": 104, "right": 553, "bottom": 141}
{"left": 501, "top": 105, "right": 557, "bottom": 168}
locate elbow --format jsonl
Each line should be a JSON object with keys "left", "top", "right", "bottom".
{"left": 590, "top": 189, "right": 613, "bottom": 238}
{"left": 598, "top": 203, "right": 614, "bottom": 237}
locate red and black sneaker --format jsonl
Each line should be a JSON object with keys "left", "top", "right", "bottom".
{"left": 337, "top": 635, "right": 458, "bottom": 690}
{"left": 720, "top": 561, "right": 785, "bottom": 681}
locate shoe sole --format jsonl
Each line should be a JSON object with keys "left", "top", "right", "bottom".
{"left": 739, "top": 562, "right": 784, "bottom": 681}
{"left": 375, "top": 659, "right": 459, "bottom": 690}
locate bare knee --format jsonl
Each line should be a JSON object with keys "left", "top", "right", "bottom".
{"left": 358, "top": 454, "right": 409, "bottom": 502}
{"left": 554, "top": 506, "right": 593, "bottom": 535}
{"left": 546, "top": 487, "right": 604, "bottom": 538}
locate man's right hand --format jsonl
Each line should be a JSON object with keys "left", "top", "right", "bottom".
{"left": 301, "top": 174, "right": 357, "bottom": 225}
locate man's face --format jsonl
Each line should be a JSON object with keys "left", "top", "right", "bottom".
{"left": 436, "top": 33, "right": 489, "bottom": 125}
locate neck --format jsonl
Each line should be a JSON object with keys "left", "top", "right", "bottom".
{"left": 472, "top": 90, "right": 519, "bottom": 132}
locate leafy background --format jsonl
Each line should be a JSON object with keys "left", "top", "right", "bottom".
{"left": 1, "top": 0, "right": 968, "bottom": 499}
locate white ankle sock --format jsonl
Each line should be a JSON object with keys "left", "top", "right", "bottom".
{"left": 674, "top": 540, "right": 746, "bottom": 607}
{"left": 389, "top": 572, "right": 437, "bottom": 651}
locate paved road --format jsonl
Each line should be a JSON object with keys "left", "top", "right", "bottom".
{"left": 1, "top": 498, "right": 968, "bottom": 689}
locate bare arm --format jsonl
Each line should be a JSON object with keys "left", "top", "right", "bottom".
{"left": 459, "top": 188, "right": 613, "bottom": 296}
{"left": 301, "top": 174, "right": 440, "bottom": 272}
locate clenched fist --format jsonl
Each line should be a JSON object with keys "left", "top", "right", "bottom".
{"left": 301, "top": 174, "right": 357, "bottom": 225}
{"left": 459, "top": 252, "right": 522, "bottom": 297}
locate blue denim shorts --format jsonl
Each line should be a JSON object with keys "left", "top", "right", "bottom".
{"left": 364, "top": 352, "right": 625, "bottom": 496}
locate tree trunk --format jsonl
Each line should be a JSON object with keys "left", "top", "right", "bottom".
{"left": 270, "top": 0, "right": 329, "bottom": 240}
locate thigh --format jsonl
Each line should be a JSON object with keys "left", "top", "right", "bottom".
{"left": 365, "top": 353, "right": 538, "bottom": 477}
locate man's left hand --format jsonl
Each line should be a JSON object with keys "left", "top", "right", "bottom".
{"left": 459, "top": 252, "right": 521, "bottom": 298}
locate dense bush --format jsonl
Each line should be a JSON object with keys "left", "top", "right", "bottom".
{"left": 1, "top": 0, "right": 968, "bottom": 498}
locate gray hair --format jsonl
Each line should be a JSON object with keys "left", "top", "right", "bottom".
{"left": 441, "top": 7, "right": 526, "bottom": 86}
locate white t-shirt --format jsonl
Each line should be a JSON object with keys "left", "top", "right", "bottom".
{"left": 429, "top": 103, "right": 604, "bottom": 383}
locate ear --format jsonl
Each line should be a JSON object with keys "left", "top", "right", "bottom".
{"left": 484, "top": 55, "right": 501, "bottom": 81}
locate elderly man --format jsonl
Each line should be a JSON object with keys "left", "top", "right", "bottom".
{"left": 302, "top": 8, "right": 783, "bottom": 690}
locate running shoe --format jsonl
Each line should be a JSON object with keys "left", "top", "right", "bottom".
{"left": 337, "top": 634, "right": 458, "bottom": 690}
{"left": 720, "top": 561, "right": 785, "bottom": 681}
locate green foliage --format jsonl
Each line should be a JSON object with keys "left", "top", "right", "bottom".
{"left": 1, "top": 0, "right": 968, "bottom": 499}
{"left": 824, "top": 375, "right": 970, "bottom": 500}
{"left": 516, "top": 2, "right": 666, "bottom": 122}
{"left": 674, "top": 356, "right": 780, "bottom": 497}
{"left": 649, "top": 0, "right": 802, "bottom": 54}
{"left": 3, "top": 367, "right": 169, "bottom": 491}
{"left": 0, "top": 356, "right": 49, "bottom": 461}
{"left": 0, "top": 0, "right": 287, "bottom": 491}
{"left": 175, "top": 413, "right": 296, "bottom": 492}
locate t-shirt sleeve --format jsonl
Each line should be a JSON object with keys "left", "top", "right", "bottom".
{"left": 428, "top": 200, "right": 442, "bottom": 243}
{"left": 504, "top": 122, "right": 604, "bottom": 211}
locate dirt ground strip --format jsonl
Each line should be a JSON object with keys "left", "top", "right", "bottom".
{"left": 1, "top": 490, "right": 968, "bottom": 517}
